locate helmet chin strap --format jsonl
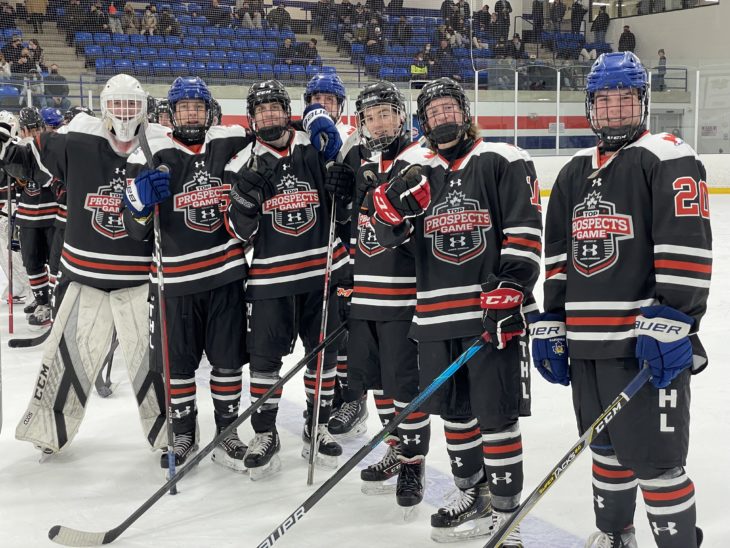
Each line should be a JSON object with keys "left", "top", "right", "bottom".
{"left": 598, "top": 123, "right": 646, "bottom": 152}
{"left": 429, "top": 122, "right": 463, "bottom": 145}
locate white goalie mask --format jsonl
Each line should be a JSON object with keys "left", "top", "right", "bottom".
{"left": 0, "top": 110, "right": 19, "bottom": 139}
{"left": 100, "top": 74, "right": 147, "bottom": 142}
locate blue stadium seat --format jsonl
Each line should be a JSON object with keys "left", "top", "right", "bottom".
{"left": 121, "top": 46, "right": 139, "bottom": 58}
{"left": 274, "top": 64, "right": 290, "bottom": 80}
{"left": 405, "top": 45, "right": 420, "bottom": 56}
{"left": 112, "top": 34, "right": 129, "bottom": 46}
{"left": 235, "top": 28, "right": 251, "bottom": 39}
{"left": 140, "top": 47, "right": 157, "bottom": 60}
{"left": 84, "top": 44, "right": 103, "bottom": 59}
{"left": 194, "top": 49, "right": 211, "bottom": 60}
{"left": 382, "top": 55, "right": 396, "bottom": 67}
{"left": 389, "top": 45, "right": 404, "bottom": 56}
{"left": 152, "top": 60, "right": 170, "bottom": 76}
{"left": 188, "top": 60, "right": 206, "bottom": 75}
{"left": 262, "top": 40, "right": 277, "bottom": 52}
{"left": 94, "top": 32, "right": 111, "bottom": 45}
{"left": 350, "top": 43, "right": 364, "bottom": 62}
{"left": 147, "top": 35, "right": 164, "bottom": 46}
{"left": 265, "top": 28, "right": 280, "bottom": 40}
{"left": 178, "top": 14, "right": 192, "bottom": 25}
{"left": 130, "top": 34, "right": 147, "bottom": 46}
{"left": 172, "top": 4, "right": 187, "bottom": 16}
{"left": 165, "top": 36, "right": 182, "bottom": 46}
{"left": 250, "top": 29, "right": 265, "bottom": 39}
{"left": 290, "top": 64, "right": 306, "bottom": 80}
{"left": 74, "top": 32, "right": 93, "bottom": 46}
{"left": 193, "top": 15, "right": 208, "bottom": 25}
{"left": 114, "top": 58, "right": 133, "bottom": 71}
{"left": 248, "top": 39, "right": 262, "bottom": 51}
{"left": 183, "top": 37, "right": 199, "bottom": 48}
{"left": 95, "top": 58, "right": 114, "bottom": 75}
{"left": 364, "top": 55, "right": 380, "bottom": 70}
{"left": 103, "top": 45, "right": 122, "bottom": 58}
{"left": 394, "top": 67, "right": 409, "bottom": 81}
{"left": 199, "top": 37, "right": 215, "bottom": 48}
{"left": 244, "top": 51, "right": 260, "bottom": 64}
{"left": 305, "top": 65, "right": 320, "bottom": 78}
{"left": 177, "top": 48, "right": 194, "bottom": 61}
{"left": 227, "top": 50, "right": 243, "bottom": 62}
{"left": 241, "top": 63, "right": 257, "bottom": 78}
{"left": 321, "top": 66, "right": 336, "bottom": 74}
{"left": 224, "top": 62, "right": 240, "bottom": 77}
{"left": 379, "top": 67, "right": 394, "bottom": 80}
{"left": 258, "top": 64, "right": 274, "bottom": 79}
{"left": 170, "top": 60, "right": 188, "bottom": 75}
{"left": 188, "top": 2, "right": 202, "bottom": 12}
{"left": 203, "top": 26, "right": 220, "bottom": 36}
{"left": 220, "top": 27, "right": 236, "bottom": 38}
{"left": 215, "top": 38, "right": 232, "bottom": 49}
{"left": 189, "top": 25, "right": 203, "bottom": 36}
{"left": 158, "top": 47, "right": 176, "bottom": 60}
{"left": 133, "top": 59, "right": 151, "bottom": 76}
{"left": 281, "top": 29, "right": 295, "bottom": 40}
{"left": 260, "top": 51, "right": 275, "bottom": 64}
{"left": 210, "top": 49, "right": 226, "bottom": 62}
{"left": 232, "top": 39, "right": 247, "bottom": 50}
{"left": 207, "top": 61, "right": 224, "bottom": 77}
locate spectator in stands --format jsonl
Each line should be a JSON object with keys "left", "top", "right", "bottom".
{"left": 472, "top": 35, "right": 489, "bottom": 49}
{"left": 433, "top": 39, "right": 460, "bottom": 80}
{"left": 267, "top": 3, "right": 292, "bottom": 31}
{"left": 141, "top": 4, "right": 157, "bottom": 35}
{"left": 236, "top": 0, "right": 264, "bottom": 29}
{"left": 655, "top": 48, "right": 667, "bottom": 91}
{"left": 474, "top": 5, "right": 491, "bottom": 34}
{"left": 618, "top": 24, "right": 635, "bottom": 52}
{"left": 454, "top": 0, "right": 470, "bottom": 26}
{"left": 2, "top": 35, "right": 23, "bottom": 64}
{"left": 392, "top": 15, "right": 412, "bottom": 47}
{"left": 62, "top": 0, "right": 85, "bottom": 46}
{"left": 27, "top": 0, "right": 48, "bottom": 33}
{"left": 353, "top": 3, "right": 367, "bottom": 25}
{"left": 298, "top": 38, "right": 320, "bottom": 66}
{"left": 0, "top": 53, "right": 10, "bottom": 77}
{"left": 366, "top": 0, "right": 385, "bottom": 16}
{"left": 311, "top": 0, "right": 331, "bottom": 32}
{"left": 507, "top": 33, "right": 525, "bottom": 59}
{"left": 440, "top": 0, "right": 455, "bottom": 27}
{"left": 570, "top": 0, "right": 586, "bottom": 34}
{"left": 386, "top": 0, "right": 403, "bottom": 17}
{"left": 493, "top": 36, "right": 508, "bottom": 58}
{"left": 158, "top": 6, "right": 180, "bottom": 36}
{"left": 22, "top": 68, "right": 45, "bottom": 107}
{"left": 276, "top": 37, "right": 297, "bottom": 65}
{"left": 445, "top": 24, "right": 464, "bottom": 48}
{"left": 121, "top": 2, "right": 140, "bottom": 34}
{"left": 0, "top": 1, "right": 16, "bottom": 29}
{"left": 210, "top": 0, "right": 232, "bottom": 27}
{"left": 590, "top": 6, "right": 609, "bottom": 44}
{"left": 108, "top": 2, "right": 124, "bottom": 34}
{"left": 549, "top": 0, "right": 565, "bottom": 32}
{"left": 421, "top": 42, "right": 436, "bottom": 70}
{"left": 531, "top": 0, "right": 543, "bottom": 42}
{"left": 11, "top": 49, "right": 32, "bottom": 74}
{"left": 27, "top": 39, "right": 47, "bottom": 72}
{"left": 44, "top": 64, "right": 71, "bottom": 111}
{"left": 338, "top": 0, "right": 355, "bottom": 24}
{"left": 366, "top": 26, "right": 385, "bottom": 55}
{"left": 88, "top": 1, "right": 111, "bottom": 33}
{"left": 487, "top": 12, "right": 500, "bottom": 41}
{"left": 578, "top": 46, "right": 597, "bottom": 61}
{"left": 494, "top": 0, "right": 512, "bottom": 41}
{"left": 411, "top": 52, "right": 427, "bottom": 80}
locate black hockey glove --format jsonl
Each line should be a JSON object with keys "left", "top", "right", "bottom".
{"left": 480, "top": 275, "right": 526, "bottom": 350}
{"left": 229, "top": 169, "right": 272, "bottom": 217}
{"left": 372, "top": 164, "right": 430, "bottom": 225}
{"left": 324, "top": 162, "right": 355, "bottom": 202}
{"left": 336, "top": 282, "right": 353, "bottom": 323}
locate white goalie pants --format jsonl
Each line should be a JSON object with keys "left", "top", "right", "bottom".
{"left": 0, "top": 211, "right": 31, "bottom": 301}
{"left": 15, "top": 282, "right": 167, "bottom": 453}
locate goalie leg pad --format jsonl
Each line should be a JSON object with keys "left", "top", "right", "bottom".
{"left": 15, "top": 282, "right": 115, "bottom": 453}
{"left": 109, "top": 283, "right": 167, "bottom": 450}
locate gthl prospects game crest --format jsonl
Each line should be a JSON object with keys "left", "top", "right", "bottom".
{"left": 173, "top": 167, "right": 230, "bottom": 233}
{"left": 262, "top": 174, "right": 320, "bottom": 236}
{"left": 84, "top": 175, "right": 128, "bottom": 239}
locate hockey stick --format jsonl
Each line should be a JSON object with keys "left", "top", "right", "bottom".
{"left": 94, "top": 331, "right": 117, "bottom": 398}
{"left": 484, "top": 366, "right": 652, "bottom": 548}
{"left": 258, "top": 334, "right": 490, "bottom": 548}
{"left": 7, "top": 177, "right": 13, "bottom": 334}
{"left": 137, "top": 125, "right": 177, "bottom": 494}
{"left": 8, "top": 327, "right": 50, "bottom": 348}
{"left": 47, "top": 323, "right": 347, "bottom": 547}
{"left": 306, "top": 187, "right": 338, "bottom": 485}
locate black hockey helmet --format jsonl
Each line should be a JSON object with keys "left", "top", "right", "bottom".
{"left": 416, "top": 77, "right": 472, "bottom": 148}
{"left": 18, "top": 106, "right": 44, "bottom": 131}
{"left": 246, "top": 79, "right": 291, "bottom": 142}
{"left": 355, "top": 80, "right": 406, "bottom": 152}
{"left": 63, "top": 105, "right": 95, "bottom": 124}
{"left": 146, "top": 95, "right": 158, "bottom": 123}
{"left": 210, "top": 98, "right": 222, "bottom": 125}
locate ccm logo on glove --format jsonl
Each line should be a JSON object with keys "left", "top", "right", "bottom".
{"left": 480, "top": 287, "right": 524, "bottom": 309}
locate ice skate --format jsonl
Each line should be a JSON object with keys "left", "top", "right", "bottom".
{"left": 328, "top": 395, "right": 368, "bottom": 439}
{"left": 245, "top": 430, "right": 281, "bottom": 480}
{"left": 35, "top": 445, "right": 56, "bottom": 464}
{"left": 160, "top": 429, "right": 198, "bottom": 469}
{"left": 302, "top": 423, "right": 342, "bottom": 469}
{"left": 491, "top": 509, "right": 524, "bottom": 547}
{"left": 585, "top": 526, "right": 638, "bottom": 548}
{"left": 23, "top": 299, "right": 37, "bottom": 315}
{"left": 360, "top": 442, "right": 401, "bottom": 495}
{"left": 28, "top": 304, "right": 51, "bottom": 328}
{"left": 396, "top": 456, "right": 425, "bottom": 521}
{"left": 430, "top": 482, "right": 493, "bottom": 543}
{"left": 211, "top": 427, "right": 248, "bottom": 473}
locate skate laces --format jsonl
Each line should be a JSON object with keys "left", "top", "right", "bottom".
{"left": 585, "top": 530, "right": 634, "bottom": 548}
{"left": 440, "top": 487, "right": 476, "bottom": 517}
{"left": 249, "top": 431, "right": 275, "bottom": 456}
{"left": 492, "top": 510, "right": 522, "bottom": 543}
{"left": 174, "top": 431, "right": 194, "bottom": 454}
{"left": 316, "top": 424, "right": 338, "bottom": 446}
{"left": 372, "top": 444, "right": 401, "bottom": 471}
{"left": 220, "top": 430, "right": 246, "bottom": 451}
{"left": 398, "top": 459, "right": 423, "bottom": 490}
{"left": 332, "top": 399, "right": 361, "bottom": 423}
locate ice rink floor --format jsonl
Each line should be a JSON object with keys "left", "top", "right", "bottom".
{"left": 1, "top": 198, "right": 729, "bottom": 548}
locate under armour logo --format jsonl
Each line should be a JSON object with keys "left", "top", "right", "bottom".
{"left": 450, "top": 235, "right": 466, "bottom": 247}
{"left": 320, "top": 399, "right": 332, "bottom": 407}
{"left": 366, "top": 231, "right": 377, "bottom": 242}
{"left": 115, "top": 167, "right": 126, "bottom": 175}
{"left": 592, "top": 177, "right": 602, "bottom": 187}
{"left": 288, "top": 212, "right": 302, "bottom": 222}
{"left": 652, "top": 522, "right": 678, "bottom": 536}
{"left": 282, "top": 163, "right": 289, "bottom": 171}
{"left": 108, "top": 216, "right": 123, "bottom": 226}
{"left": 201, "top": 209, "right": 215, "bottom": 219}
{"left": 450, "top": 178, "right": 462, "bottom": 187}
{"left": 227, "top": 404, "right": 238, "bottom": 414}
{"left": 594, "top": 495, "right": 605, "bottom": 509}
{"left": 451, "top": 456, "right": 463, "bottom": 468}
{"left": 195, "top": 161, "right": 205, "bottom": 168}
{"left": 582, "top": 243, "right": 598, "bottom": 256}
{"left": 401, "top": 434, "right": 421, "bottom": 445}
{"left": 491, "top": 472, "right": 512, "bottom": 485}
{"left": 174, "top": 405, "right": 192, "bottom": 419}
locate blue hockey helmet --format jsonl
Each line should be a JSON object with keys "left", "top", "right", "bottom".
{"left": 40, "top": 107, "right": 64, "bottom": 129}
{"left": 167, "top": 76, "right": 213, "bottom": 144}
{"left": 585, "top": 52, "right": 649, "bottom": 151}
{"left": 304, "top": 73, "right": 346, "bottom": 119}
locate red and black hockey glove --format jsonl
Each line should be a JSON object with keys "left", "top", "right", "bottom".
{"left": 372, "top": 164, "right": 430, "bottom": 225}
{"left": 480, "top": 275, "right": 526, "bottom": 350}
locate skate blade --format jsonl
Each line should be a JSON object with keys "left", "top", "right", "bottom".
{"left": 211, "top": 447, "right": 248, "bottom": 474}
{"left": 248, "top": 454, "right": 282, "bottom": 481}
{"left": 37, "top": 448, "right": 56, "bottom": 464}
{"left": 361, "top": 479, "right": 397, "bottom": 495}
{"left": 329, "top": 418, "right": 369, "bottom": 440}
{"left": 401, "top": 505, "right": 420, "bottom": 522}
{"left": 430, "top": 517, "right": 493, "bottom": 543}
{"left": 301, "top": 446, "right": 339, "bottom": 469}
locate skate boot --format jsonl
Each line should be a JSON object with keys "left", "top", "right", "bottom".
{"left": 244, "top": 429, "right": 281, "bottom": 480}
{"left": 396, "top": 456, "right": 425, "bottom": 520}
{"left": 430, "top": 482, "right": 493, "bottom": 543}
{"left": 24, "top": 299, "right": 37, "bottom": 315}
{"left": 328, "top": 395, "right": 369, "bottom": 439}
{"left": 211, "top": 426, "right": 248, "bottom": 473}
{"left": 360, "top": 441, "right": 401, "bottom": 495}
{"left": 28, "top": 304, "right": 51, "bottom": 328}
{"left": 491, "top": 509, "right": 524, "bottom": 547}
{"left": 585, "top": 526, "right": 638, "bottom": 548}
{"left": 160, "top": 429, "right": 199, "bottom": 469}
{"left": 302, "top": 423, "right": 342, "bottom": 469}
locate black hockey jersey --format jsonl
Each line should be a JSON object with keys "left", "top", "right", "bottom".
{"left": 349, "top": 140, "right": 416, "bottom": 322}
{"left": 15, "top": 177, "right": 56, "bottom": 229}
{"left": 225, "top": 130, "right": 349, "bottom": 300}
{"left": 374, "top": 139, "right": 543, "bottom": 342}
{"left": 1, "top": 114, "right": 154, "bottom": 289}
{"left": 543, "top": 132, "right": 712, "bottom": 365}
{"left": 124, "top": 124, "right": 251, "bottom": 298}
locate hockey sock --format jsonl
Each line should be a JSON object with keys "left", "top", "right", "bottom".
{"left": 28, "top": 270, "right": 49, "bottom": 305}
{"left": 395, "top": 399, "right": 431, "bottom": 459}
{"left": 591, "top": 450, "right": 637, "bottom": 533}
{"left": 170, "top": 376, "right": 197, "bottom": 434}
{"left": 640, "top": 468, "right": 698, "bottom": 548}
{"left": 373, "top": 390, "right": 397, "bottom": 443}
{"left": 249, "top": 364, "right": 282, "bottom": 434}
{"left": 443, "top": 417, "right": 484, "bottom": 489}
{"left": 335, "top": 345, "right": 348, "bottom": 402}
{"left": 482, "top": 421, "right": 524, "bottom": 510}
{"left": 211, "top": 367, "right": 243, "bottom": 429}
{"left": 304, "top": 360, "right": 337, "bottom": 424}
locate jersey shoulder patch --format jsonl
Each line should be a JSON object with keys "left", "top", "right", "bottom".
{"left": 478, "top": 140, "right": 534, "bottom": 164}
{"left": 224, "top": 142, "right": 254, "bottom": 173}
{"left": 206, "top": 124, "right": 248, "bottom": 142}
{"left": 632, "top": 132, "right": 698, "bottom": 162}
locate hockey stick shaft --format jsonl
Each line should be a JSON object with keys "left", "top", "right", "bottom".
{"left": 7, "top": 179, "right": 13, "bottom": 334}
{"left": 307, "top": 195, "right": 338, "bottom": 485}
{"left": 8, "top": 327, "right": 50, "bottom": 348}
{"left": 258, "top": 335, "right": 489, "bottom": 548}
{"left": 47, "top": 323, "right": 347, "bottom": 547}
{"left": 484, "top": 366, "right": 652, "bottom": 548}
{"left": 137, "top": 126, "right": 177, "bottom": 494}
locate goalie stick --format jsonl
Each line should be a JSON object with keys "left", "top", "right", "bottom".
{"left": 484, "top": 366, "right": 652, "bottom": 548}
{"left": 47, "top": 323, "right": 346, "bottom": 547}
{"left": 8, "top": 328, "right": 51, "bottom": 348}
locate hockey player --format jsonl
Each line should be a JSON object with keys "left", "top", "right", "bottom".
{"left": 225, "top": 80, "right": 349, "bottom": 479}
{"left": 532, "top": 52, "right": 708, "bottom": 548}
{"left": 372, "top": 78, "right": 542, "bottom": 544}
{"left": 0, "top": 74, "right": 167, "bottom": 457}
{"left": 40, "top": 107, "right": 65, "bottom": 131}
{"left": 122, "top": 76, "right": 250, "bottom": 473}
{"left": 63, "top": 106, "right": 94, "bottom": 125}
{"left": 302, "top": 73, "right": 352, "bottom": 162}
{"left": 15, "top": 107, "right": 57, "bottom": 327}
{"left": 339, "top": 81, "right": 431, "bottom": 511}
